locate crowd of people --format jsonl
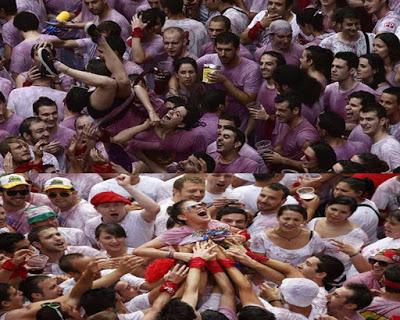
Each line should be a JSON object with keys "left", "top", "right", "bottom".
{"left": 0, "top": 0, "right": 400, "bottom": 173}
{"left": 0, "top": 172, "right": 398, "bottom": 320}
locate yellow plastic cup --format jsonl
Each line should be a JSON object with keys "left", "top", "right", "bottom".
{"left": 56, "top": 11, "right": 71, "bottom": 22}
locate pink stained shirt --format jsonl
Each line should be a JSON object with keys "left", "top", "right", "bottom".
{"left": 57, "top": 199, "right": 99, "bottom": 230}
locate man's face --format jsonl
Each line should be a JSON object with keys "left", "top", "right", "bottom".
{"left": 331, "top": 58, "right": 352, "bottom": 82}
{"left": 369, "top": 254, "right": 393, "bottom": 278}
{"left": 8, "top": 141, "right": 31, "bottom": 163}
{"left": 174, "top": 182, "right": 205, "bottom": 202}
{"left": 84, "top": 0, "right": 106, "bottom": 15}
{"left": 256, "top": 187, "right": 286, "bottom": 212}
{"left": 327, "top": 287, "right": 355, "bottom": 313}
{"left": 215, "top": 42, "right": 237, "bottom": 66}
{"left": 163, "top": 31, "right": 184, "bottom": 58}
{"left": 217, "top": 119, "right": 235, "bottom": 135}
{"left": 267, "top": 0, "right": 288, "bottom": 16}
{"left": 216, "top": 129, "right": 237, "bottom": 155}
{"left": 160, "top": 106, "right": 187, "bottom": 129}
{"left": 1, "top": 185, "right": 30, "bottom": 208}
{"left": 36, "top": 228, "right": 67, "bottom": 253}
{"left": 260, "top": 54, "right": 278, "bottom": 79}
{"left": 28, "top": 121, "right": 50, "bottom": 144}
{"left": 380, "top": 93, "right": 399, "bottom": 117}
{"left": 95, "top": 202, "right": 127, "bottom": 223}
{"left": 299, "top": 49, "right": 311, "bottom": 70}
{"left": 177, "top": 155, "right": 205, "bottom": 173}
{"left": 6, "top": 287, "right": 24, "bottom": 309}
{"left": 115, "top": 281, "right": 139, "bottom": 302}
{"left": 75, "top": 116, "right": 93, "bottom": 137}
{"left": 341, "top": 18, "right": 360, "bottom": 39}
{"left": 148, "top": 0, "right": 160, "bottom": 8}
{"left": 219, "top": 213, "right": 246, "bottom": 231}
{"left": 364, "top": 0, "right": 385, "bottom": 14}
{"left": 345, "top": 97, "right": 363, "bottom": 122}
{"left": 271, "top": 32, "right": 292, "bottom": 51}
{"left": 46, "top": 188, "right": 77, "bottom": 211}
{"left": 37, "top": 278, "right": 63, "bottom": 301}
{"left": 0, "top": 100, "right": 7, "bottom": 124}
{"left": 206, "top": 173, "right": 232, "bottom": 194}
{"left": 359, "top": 110, "right": 385, "bottom": 136}
{"left": 297, "top": 256, "right": 321, "bottom": 281}
{"left": 208, "top": 21, "right": 227, "bottom": 40}
{"left": 36, "top": 106, "right": 58, "bottom": 130}
{"left": 275, "top": 101, "right": 296, "bottom": 123}
{"left": 301, "top": 146, "right": 318, "bottom": 172}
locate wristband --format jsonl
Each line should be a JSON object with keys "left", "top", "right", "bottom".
{"left": 246, "top": 249, "right": 268, "bottom": 263}
{"left": 238, "top": 230, "right": 250, "bottom": 241}
{"left": 189, "top": 257, "right": 206, "bottom": 269}
{"left": 159, "top": 280, "right": 178, "bottom": 295}
{"left": 23, "top": 80, "right": 33, "bottom": 87}
{"left": 132, "top": 27, "right": 144, "bottom": 40}
{"left": 1, "top": 260, "right": 17, "bottom": 271}
{"left": 218, "top": 258, "right": 236, "bottom": 268}
{"left": 206, "top": 260, "right": 223, "bottom": 273}
{"left": 248, "top": 21, "right": 263, "bottom": 41}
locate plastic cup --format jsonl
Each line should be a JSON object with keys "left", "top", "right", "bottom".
{"left": 154, "top": 61, "right": 171, "bottom": 95}
{"left": 26, "top": 254, "right": 49, "bottom": 270}
{"left": 296, "top": 187, "right": 316, "bottom": 200}
{"left": 281, "top": 169, "right": 299, "bottom": 174}
{"left": 302, "top": 173, "right": 322, "bottom": 182}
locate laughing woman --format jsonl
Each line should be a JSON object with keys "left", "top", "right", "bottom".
{"left": 133, "top": 199, "right": 230, "bottom": 261}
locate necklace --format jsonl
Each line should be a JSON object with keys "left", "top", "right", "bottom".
{"left": 273, "top": 228, "right": 302, "bottom": 241}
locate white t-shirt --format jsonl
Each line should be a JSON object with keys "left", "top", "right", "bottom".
{"left": 154, "top": 198, "right": 174, "bottom": 237}
{"left": 371, "top": 135, "right": 400, "bottom": 171}
{"left": 125, "top": 293, "right": 151, "bottom": 312}
{"left": 371, "top": 176, "right": 400, "bottom": 212}
{"left": 348, "top": 199, "right": 379, "bottom": 244}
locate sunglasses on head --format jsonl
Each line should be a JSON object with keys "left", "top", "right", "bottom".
{"left": 368, "top": 258, "right": 391, "bottom": 267}
{"left": 5, "top": 189, "right": 29, "bottom": 196}
{"left": 47, "top": 191, "right": 71, "bottom": 199}
{"left": 186, "top": 202, "right": 206, "bottom": 210}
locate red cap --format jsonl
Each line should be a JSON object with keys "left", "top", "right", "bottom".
{"left": 382, "top": 249, "right": 400, "bottom": 263}
{"left": 90, "top": 192, "right": 131, "bottom": 206}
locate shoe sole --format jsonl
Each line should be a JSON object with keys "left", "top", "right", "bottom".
{"left": 38, "top": 48, "right": 57, "bottom": 77}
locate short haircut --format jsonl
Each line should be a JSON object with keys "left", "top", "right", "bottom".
{"left": 80, "top": 288, "right": 117, "bottom": 316}
{"left": 59, "top": 253, "right": 84, "bottom": 274}
{"left": 173, "top": 175, "right": 205, "bottom": 191}
{"left": 95, "top": 223, "right": 127, "bottom": 239}
{"left": 0, "top": 283, "right": 13, "bottom": 310}
{"left": 97, "top": 20, "right": 121, "bottom": 37}
{"left": 19, "top": 117, "right": 43, "bottom": 137}
{"left": 344, "top": 283, "right": 373, "bottom": 310}
{"left": 33, "top": 97, "right": 57, "bottom": 115}
{"left": 334, "top": 7, "right": 360, "bottom": 24}
{"left": 28, "top": 225, "right": 55, "bottom": 244}
{"left": 19, "top": 276, "right": 50, "bottom": 301}
{"left": 325, "top": 196, "right": 358, "bottom": 215}
{"left": 0, "top": 0, "right": 17, "bottom": 15}
{"left": 140, "top": 8, "right": 166, "bottom": 29}
{"left": 384, "top": 264, "right": 400, "bottom": 293}
{"left": 163, "top": 26, "right": 185, "bottom": 40}
{"left": 0, "top": 92, "right": 5, "bottom": 103}
{"left": 13, "top": 11, "right": 39, "bottom": 32}
{"left": 309, "top": 141, "right": 337, "bottom": 171}
{"left": 210, "top": 15, "right": 231, "bottom": 30}
{"left": 261, "top": 51, "right": 286, "bottom": 67}
{"left": 277, "top": 204, "right": 307, "bottom": 220}
{"left": 0, "top": 136, "right": 26, "bottom": 157}
{"left": 318, "top": 111, "right": 345, "bottom": 137}
{"left": 315, "top": 254, "right": 345, "bottom": 287}
{"left": 215, "top": 32, "right": 240, "bottom": 49}
{"left": 348, "top": 90, "right": 376, "bottom": 105}
{"left": 274, "top": 91, "right": 302, "bottom": 112}
{"left": 296, "top": 7, "right": 324, "bottom": 32}
{"left": 266, "top": 183, "right": 290, "bottom": 198}
{"left": 216, "top": 206, "right": 247, "bottom": 221}
{"left": 160, "top": 0, "right": 183, "bottom": 14}
{"left": 157, "top": 298, "right": 196, "bottom": 320}
{"left": 200, "top": 89, "right": 226, "bottom": 113}
{"left": 334, "top": 51, "right": 359, "bottom": 70}
{"left": 221, "top": 125, "right": 245, "bottom": 149}
{"left": 382, "top": 86, "right": 400, "bottom": 104}
{"left": 192, "top": 152, "right": 216, "bottom": 172}
{"left": 360, "top": 101, "right": 387, "bottom": 119}
{"left": 64, "top": 86, "right": 89, "bottom": 113}
{"left": 219, "top": 113, "right": 240, "bottom": 127}
{"left": 238, "top": 305, "right": 276, "bottom": 320}
{"left": 0, "top": 232, "right": 25, "bottom": 254}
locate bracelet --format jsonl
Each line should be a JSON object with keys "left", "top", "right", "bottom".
{"left": 189, "top": 257, "right": 206, "bottom": 269}
{"left": 268, "top": 299, "right": 281, "bottom": 303}
{"left": 349, "top": 252, "right": 360, "bottom": 258}
{"left": 159, "top": 280, "right": 178, "bottom": 295}
{"left": 206, "top": 260, "right": 223, "bottom": 273}
{"left": 132, "top": 27, "right": 144, "bottom": 39}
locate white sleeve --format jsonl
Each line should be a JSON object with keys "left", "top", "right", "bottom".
{"left": 126, "top": 293, "right": 151, "bottom": 312}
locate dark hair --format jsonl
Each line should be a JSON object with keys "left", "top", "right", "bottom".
{"left": 348, "top": 90, "right": 376, "bottom": 106}
{"left": 382, "top": 86, "right": 400, "bottom": 103}
{"left": 192, "top": 152, "right": 216, "bottom": 172}
{"left": 334, "top": 7, "right": 360, "bottom": 24}
{"left": 315, "top": 254, "right": 345, "bottom": 287}
{"left": 355, "top": 152, "right": 389, "bottom": 173}
{"left": 19, "top": 117, "right": 43, "bottom": 137}
{"left": 219, "top": 113, "right": 240, "bottom": 127}
{"left": 296, "top": 8, "right": 324, "bottom": 32}
{"left": 384, "top": 264, "right": 400, "bottom": 293}
{"left": 334, "top": 51, "right": 359, "bottom": 70}
{"left": 166, "top": 199, "right": 190, "bottom": 227}
{"left": 181, "top": 104, "right": 201, "bottom": 130}
{"left": 36, "top": 305, "right": 66, "bottom": 320}
{"left": 200, "top": 89, "right": 226, "bottom": 113}
{"left": 215, "top": 32, "right": 240, "bottom": 49}
{"left": 360, "top": 101, "right": 387, "bottom": 119}
{"left": 105, "top": 35, "right": 126, "bottom": 58}
{"left": 0, "top": 136, "right": 26, "bottom": 157}
{"left": 0, "top": 92, "right": 5, "bottom": 104}
{"left": 302, "top": 46, "right": 334, "bottom": 81}
{"left": 216, "top": 206, "right": 247, "bottom": 221}
{"left": 97, "top": 20, "right": 121, "bottom": 37}
{"left": 261, "top": 51, "right": 286, "bottom": 67}
{"left": 273, "top": 65, "right": 322, "bottom": 106}
{"left": 253, "top": 173, "right": 275, "bottom": 182}
{"left": 0, "top": 283, "right": 12, "bottom": 310}
{"left": 64, "top": 86, "right": 89, "bottom": 113}
{"left": 13, "top": 11, "right": 39, "bottom": 31}
{"left": 277, "top": 204, "right": 307, "bottom": 220}
{"left": 95, "top": 223, "right": 127, "bottom": 239}
{"left": 336, "top": 177, "right": 375, "bottom": 199}
{"left": 80, "top": 288, "right": 116, "bottom": 316}
{"left": 19, "top": 276, "right": 49, "bottom": 301}
{"left": 309, "top": 141, "right": 337, "bottom": 171}
{"left": 238, "top": 305, "right": 276, "bottom": 320}
{"left": 318, "top": 111, "right": 345, "bottom": 137}
{"left": 28, "top": 225, "right": 56, "bottom": 244}
{"left": 209, "top": 15, "right": 231, "bottom": 30}
{"left": 334, "top": 160, "right": 367, "bottom": 173}
{"left": 160, "top": 0, "right": 183, "bottom": 14}
{"left": 387, "top": 209, "right": 400, "bottom": 223}
{"left": 220, "top": 125, "right": 245, "bottom": 150}
{"left": 359, "top": 53, "right": 387, "bottom": 89}
{"left": 0, "top": 232, "right": 25, "bottom": 254}
{"left": 0, "top": 0, "right": 17, "bottom": 14}
{"left": 157, "top": 298, "right": 196, "bottom": 320}
{"left": 375, "top": 33, "right": 400, "bottom": 65}
{"left": 201, "top": 310, "right": 229, "bottom": 320}
{"left": 174, "top": 57, "right": 198, "bottom": 74}
{"left": 325, "top": 196, "right": 358, "bottom": 215}
{"left": 266, "top": 183, "right": 290, "bottom": 198}
{"left": 344, "top": 283, "right": 373, "bottom": 310}
{"left": 33, "top": 97, "right": 57, "bottom": 115}
{"left": 86, "top": 59, "right": 112, "bottom": 77}
{"left": 59, "top": 253, "right": 84, "bottom": 274}
{"left": 274, "top": 91, "right": 302, "bottom": 112}
{"left": 141, "top": 8, "right": 166, "bottom": 29}
{"left": 165, "top": 96, "right": 187, "bottom": 108}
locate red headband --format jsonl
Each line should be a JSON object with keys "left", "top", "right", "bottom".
{"left": 91, "top": 192, "right": 131, "bottom": 206}
{"left": 384, "top": 279, "right": 400, "bottom": 289}
{"left": 382, "top": 249, "right": 400, "bottom": 263}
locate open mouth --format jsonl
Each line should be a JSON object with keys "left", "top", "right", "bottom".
{"left": 197, "top": 210, "right": 208, "bottom": 217}
{"left": 110, "top": 213, "right": 119, "bottom": 218}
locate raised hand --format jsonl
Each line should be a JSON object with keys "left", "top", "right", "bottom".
{"left": 115, "top": 173, "right": 131, "bottom": 187}
{"left": 192, "top": 241, "right": 217, "bottom": 261}
{"left": 164, "top": 263, "right": 189, "bottom": 284}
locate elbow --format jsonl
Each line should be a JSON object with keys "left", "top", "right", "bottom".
{"left": 240, "top": 32, "right": 250, "bottom": 45}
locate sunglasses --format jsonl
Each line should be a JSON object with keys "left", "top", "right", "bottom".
{"left": 41, "top": 302, "right": 64, "bottom": 320}
{"left": 186, "top": 202, "right": 206, "bottom": 210}
{"left": 368, "top": 258, "right": 391, "bottom": 267}
{"left": 47, "top": 191, "right": 71, "bottom": 199}
{"left": 5, "top": 189, "right": 29, "bottom": 196}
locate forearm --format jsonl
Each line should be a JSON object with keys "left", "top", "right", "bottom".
{"left": 350, "top": 253, "right": 372, "bottom": 273}
{"left": 240, "top": 28, "right": 252, "bottom": 45}
{"left": 277, "top": 156, "right": 304, "bottom": 171}
{"left": 181, "top": 268, "right": 202, "bottom": 308}
{"left": 123, "top": 185, "right": 160, "bottom": 222}
{"left": 110, "top": 122, "right": 149, "bottom": 145}
{"left": 92, "top": 270, "right": 125, "bottom": 289}
{"left": 134, "top": 85, "right": 157, "bottom": 115}
{"left": 135, "top": 151, "right": 168, "bottom": 173}
{"left": 222, "top": 79, "right": 254, "bottom": 105}
{"left": 143, "top": 292, "right": 172, "bottom": 320}
{"left": 245, "top": 117, "right": 255, "bottom": 137}
{"left": 131, "top": 38, "right": 147, "bottom": 64}
{"left": 247, "top": 259, "right": 286, "bottom": 283}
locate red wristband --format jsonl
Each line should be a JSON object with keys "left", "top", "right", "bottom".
{"left": 189, "top": 257, "right": 206, "bottom": 269}
{"left": 218, "top": 258, "right": 236, "bottom": 268}
{"left": 132, "top": 27, "right": 144, "bottom": 39}
{"left": 246, "top": 249, "right": 268, "bottom": 263}
{"left": 1, "top": 260, "right": 17, "bottom": 272}
{"left": 11, "top": 266, "right": 28, "bottom": 280}
{"left": 239, "top": 230, "right": 251, "bottom": 241}
{"left": 159, "top": 280, "right": 179, "bottom": 295}
{"left": 23, "top": 80, "right": 33, "bottom": 87}
{"left": 248, "top": 21, "right": 263, "bottom": 41}
{"left": 206, "top": 260, "right": 223, "bottom": 273}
